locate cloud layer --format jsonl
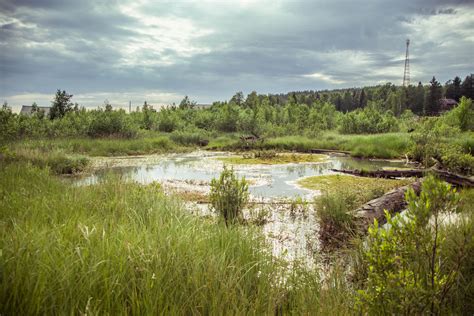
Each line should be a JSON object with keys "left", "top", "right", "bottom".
{"left": 1, "top": 0, "right": 473, "bottom": 109}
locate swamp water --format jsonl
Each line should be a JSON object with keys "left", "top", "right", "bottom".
{"left": 73, "top": 151, "right": 407, "bottom": 267}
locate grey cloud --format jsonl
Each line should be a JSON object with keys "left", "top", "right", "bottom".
{"left": 1, "top": 0, "right": 473, "bottom": 106}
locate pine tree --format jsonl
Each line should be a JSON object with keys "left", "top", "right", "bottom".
{"left": 453, "top": 76, "right": 462, "bottom": 101}
{"left": 49, "top": 89, "right": 73, "bottom": 119}
{"left": 412, "top": 82, "right": 425, "bottom": 115}
{"left": 424, "top": 77, "right": 442, "bottom": 115}
{"left": 358, "top": 89, "right": 367, "bottom": 108}
{"left": 461, "top": 75, "right": 473, "bottom": 100}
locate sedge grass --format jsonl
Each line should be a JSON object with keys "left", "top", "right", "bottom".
{"left": 0, "top": 163, "right": 352, "bottom": 314}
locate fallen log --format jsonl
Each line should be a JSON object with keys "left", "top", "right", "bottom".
{"left": 310, "top": 148, "right": 351, "bottom": 155}
{"left": 354, "top": 180, "right": 423, "bottom": 230}
{"left": 331, "top": 168, "right": 474, "bottom": 187}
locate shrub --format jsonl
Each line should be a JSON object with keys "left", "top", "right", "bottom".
{"left": 443, "top": 97, "right": 474, "bottom": 132}
{"left": 87, "top": 109, "right": 138, "bottom": 138}
{"left": 356, "top": 176, "right": 474, "bottom": 315}
{"left": 339, "top": 105, "right": 399, "bottom": 134}
{"left": 210, "top": 166, "right": 249, "bottom": 226}
{"left": 410, "top": 117, "right": 473, "bottom": 174}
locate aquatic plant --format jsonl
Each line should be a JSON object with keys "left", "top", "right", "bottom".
{"left": 210, "top": 166, "right": 249, "bottom": 225}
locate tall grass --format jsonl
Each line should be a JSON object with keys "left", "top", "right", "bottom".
{"left": 1, "top": 147, "right": 89, "bottom": 174}
{"left": 211, "top": 133, "right": 413, "bottom": 159}
{"left": 0, "top": 163, "right": 349, "bottom": 314}
{"left": 11, "top": 135, "right": 183, "bottom": 157}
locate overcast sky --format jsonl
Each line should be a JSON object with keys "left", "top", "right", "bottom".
{"left": 1, "top": 0, "right": 473, "bottom": 109}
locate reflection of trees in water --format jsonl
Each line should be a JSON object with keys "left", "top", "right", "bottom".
{"left": 95, "top": 166, "right": 139, "bottom": 183}
{"left": 308, "top": 162, "right": 334, "bottom": 175}
{"left": 334, "top": 157, "right": 406, "bottom": 171}
{"left": 284, "top": 165, "right": 307, "bottom": 177}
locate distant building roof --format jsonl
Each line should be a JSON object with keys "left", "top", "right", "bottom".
{"left": 439, "top": 98, "right": 457, "bottom": 112}
{"left": 194, "top": 104, "right": 212, "bottom": 109}
{"left": 20, "top": 105, "right": 51, "bottom": 116}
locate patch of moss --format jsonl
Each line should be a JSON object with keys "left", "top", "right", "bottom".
{"left": 175, "top": 190, "right": 209, "bottom": 203}
{"left": 299, "top": 174, "right": 413, "bottom": 206}
{"left": 218, "top": 153, "right": 327, "bottom": 165}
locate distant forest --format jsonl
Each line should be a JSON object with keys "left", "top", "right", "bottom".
{"left": 248, "top": 74, "right": 473, "bottom": 116}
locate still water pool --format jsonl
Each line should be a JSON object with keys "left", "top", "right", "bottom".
{"left": 76, "top": 151, "right": 406, "bottom": 199}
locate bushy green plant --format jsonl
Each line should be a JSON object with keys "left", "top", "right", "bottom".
{"left": 410, "top": 117, "right": 473, "bottom": 174}
{"left": 315, "top": 191, "right": 357, "bottom": 250}
{"left": 88, "top": 109, "right": 138, "bottom": 138}
{"left": 0, "top": 104, "right": 18, "bottom": 143}
{"left": 210, "top": 166, "right": 249, "bottom": 225}
{"left": 443, "top": 97, "right": 474, "bottom": 132}
{"left": 339, "top": 105, "right": 399, "bottom": 134}
{"left": 356, "top": 176, "right": 474, "bottom": 315}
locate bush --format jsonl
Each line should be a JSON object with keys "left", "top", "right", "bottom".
{"left": 356, "top": 176, "right": 474, "bottom": 315}
{"left": 339, "top": 105, "right": 399, "bottom": 134}
{"left": 410, "top": 117, "right": 473, "bottom": 174}
{"left": 210, "top": 166, "right": 249, "bottom": 225}
{"left": 87, "top": 109, "right": 138, "bottom": 138}
{"left": 443, "top": 97, "right": 474, "bottom": 132}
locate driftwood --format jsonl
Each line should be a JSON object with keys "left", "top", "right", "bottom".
{"left": 331, "top": 168, "right": 474, "bottom": 187}
{"left": 310, "top": 148, "right": 351, "bottom": 155}
{"left": 354, "top": 180, "right": 423, "bottom": 230}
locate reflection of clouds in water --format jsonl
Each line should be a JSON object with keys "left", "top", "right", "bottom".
{"left": 75, "top": 152, "right": 404, "bottom": 199}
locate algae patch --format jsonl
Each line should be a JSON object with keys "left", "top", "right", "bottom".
{"left": 218, "top": 153, "right": 327, "bottom": 165}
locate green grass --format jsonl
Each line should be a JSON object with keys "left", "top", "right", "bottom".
{"left": 1, "top": 147, "right": 89, "bottom": 174}
{"left": 209, "top": 132, "right": 413, "bottom": 159}
{"left": 10, "top": 135, "right": 187, "bottom": 157}
{"left": 218, "top": 153, "right": 327, "bottom": 165}
{"left": 299, "top": 174, "right": 412, "bottom": 206}
{"left": 0, "top": 163, "right": 352, "bottom": 314}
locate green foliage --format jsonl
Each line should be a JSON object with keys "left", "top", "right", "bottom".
{"left": 424, "top": 76, "right": 443, "bottom": 115}
{"left": 357, "top": 176, "right": 474, "bottom": 315}
{"left": 0, "top": 103, "right": 18, "bottom": 143}
{"left": 410, "top": 115, "right": 474, "bottom": 174}
{"left": 210, "top": 166, "right": 249, "bottom": 225}
{"left": 443, "top": 96, "right": 474, "bottom": 132}
{"left": 49, "top": 89, "right": 74, "bottom": 119}
{"left": 339, "top": 104, "right": 399, "bottom": 134}
{"left": 87, "top": 109, "right": 139, "bottom": 138}
{"left": 157, "top": 108, "right": 179, "bottom": 132}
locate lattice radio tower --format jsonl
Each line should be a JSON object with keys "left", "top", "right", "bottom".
{"left": 402, "top": 39, "right": 410, "bottom": 87}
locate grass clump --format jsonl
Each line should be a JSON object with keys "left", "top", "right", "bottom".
{"left": 315, "top": 192, "right": 358, "bottom": 251}
{"left": 1, "top": 146, "right": 89, "bottom": 174}
{"left": 210, "top": 166, "right": 249, "bottom": 225}
{"left": 0, "top": 163, "right": 331, "bottom": 314}
{"left": 299, "top": 174, "right": 412, "bottom": 206}
{"left": 307, "top": 174, "right": 412, "bottom": 252}
{"left": 169, "top": 130, "right": 209, "bottom": 146}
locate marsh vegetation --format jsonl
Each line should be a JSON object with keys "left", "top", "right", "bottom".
{"left": 1, "top": 89, "right": 473, "bottom": 314}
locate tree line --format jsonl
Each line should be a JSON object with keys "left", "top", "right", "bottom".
{"left": 1, "top": 74, "right": 472, "bottom": 142}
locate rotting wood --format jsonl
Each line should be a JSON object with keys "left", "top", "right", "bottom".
{"left": 331, "top": 168, "right": 474, "bottom": 187}
{"left": 353, "top": 180, "right": 423, "bottom": 230}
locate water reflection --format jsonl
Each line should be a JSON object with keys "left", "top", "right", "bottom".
{"left": 74, "top": 152, "right": 406, "bottom": 199}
